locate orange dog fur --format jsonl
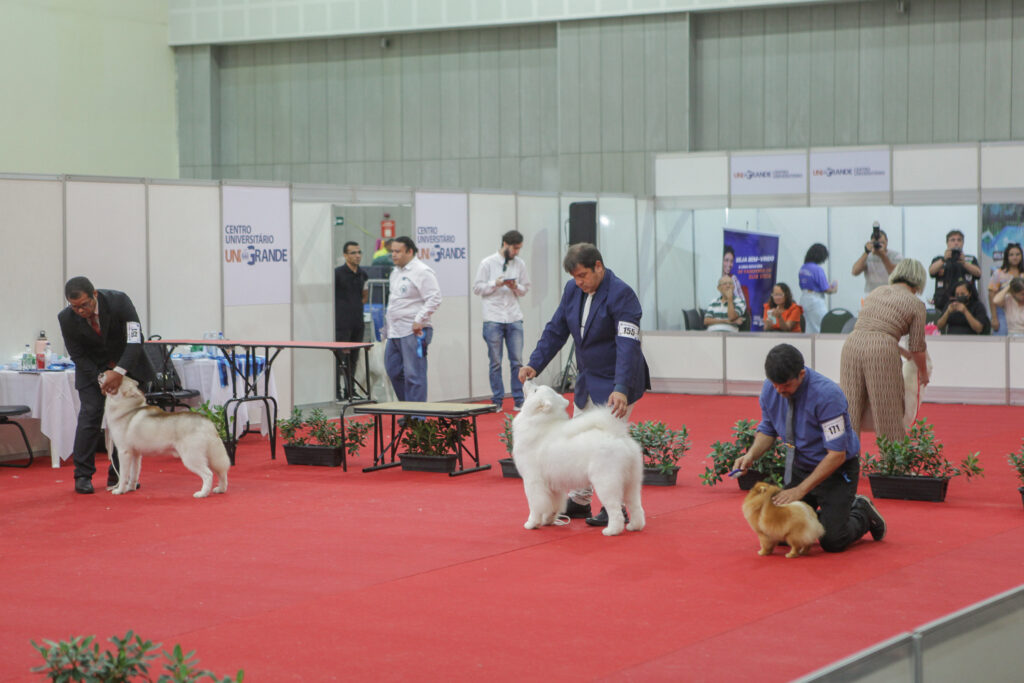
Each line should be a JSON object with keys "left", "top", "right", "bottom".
{"left": 742, "top": 482, "right": 825, "bottom": 558}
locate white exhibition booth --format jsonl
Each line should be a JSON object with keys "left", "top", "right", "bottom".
{"left": 2, "top": 140, "right": 1024, "bottom": 461}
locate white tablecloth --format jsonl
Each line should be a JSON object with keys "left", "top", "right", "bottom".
{"left": 0, "top": 369, "right": 78, "bottom": 467}
{"left": 171, "top": 356, "right": 278, "bottom": 438}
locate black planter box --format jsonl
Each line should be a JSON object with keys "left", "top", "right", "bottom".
{"left": 868, "top": 474, "right": 948, "bottom": 502}
{"left": 284, "top": 444, "right": 345, "bottom": 468}
{"left": 1018, "top": 486, "right": 1023, "bottom": 509}
{"left": 399, "top": 453, "right": 458, "bottom": 473}
{"left": 643, "top": 466, "right": 679, "bottom": 486}
{"left": 498, "top": 457, "right": 520, "bottom": 479}
{"left": 736, "top": 470, "right": 765, "bottom": 491}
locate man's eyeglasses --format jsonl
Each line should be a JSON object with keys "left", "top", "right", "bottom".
{"left": 69, "top": 298, "right": 96, "bottom": 313}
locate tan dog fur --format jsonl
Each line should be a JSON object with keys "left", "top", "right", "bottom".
{"left": 742, "top": 482, "right": 824, "bottom": 558}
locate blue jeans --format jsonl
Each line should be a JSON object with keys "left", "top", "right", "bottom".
{"left": 482, "top": 321, "right": 524, "bottom": 406}
{"left": 385, "top": 328, "right": 433, "bottom": 402}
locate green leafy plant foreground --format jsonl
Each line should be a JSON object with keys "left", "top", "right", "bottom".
{"left": 629, "top": 421, "right": 691, "bottom": 474}
{"left": 31, "top": 630, "right": 243, "bottom": 682}
{"left": 278, "top": 407, "right": 372, "bottom": 458}
{"left": 401, "top": 417, "right": 474, "bottom": 456}
{"left": 1007, "top": 438, "right": 1024, "bottom": 487}
{"left": 700, "top": 418, "right": 787, "bottom": 487}
{"left": 190, "top": 401, "right": 231, "bottom": 441}
{"left": 862, "top": 419, "right": 983, "bottom": 480}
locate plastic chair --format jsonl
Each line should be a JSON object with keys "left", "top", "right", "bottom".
{"left": 820, "top": 308, "right": 855, "bottom": 334}
{"left": 682, "top": 308, "right": 704, "bottom": 331}
{"left": 0, "top": 405, "right": 34, "bottom": 468}
{"left": 144, "top": 335, "right": 200, "bottom": 411}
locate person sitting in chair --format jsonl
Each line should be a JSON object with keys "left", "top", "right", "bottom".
{"left": 704, "top": 276, "right": 746, "bottom": 333}
{"left": 936, "top": 280, "right": 990, "bottom": 335}
{"left": 762, "top": 283, "right": 802, "bottom": 333}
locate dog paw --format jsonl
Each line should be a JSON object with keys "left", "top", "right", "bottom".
{"left": 524, "top": 520, "right": 538, "bottom": 529}
{"left": 193, "top": 491, "right": 210, "bottom": 498}
{"left": 213, "top": 487, "right": 227, "bottom": 494}
{"left": 602, "top": 526, "right": 623, "bottom": 536}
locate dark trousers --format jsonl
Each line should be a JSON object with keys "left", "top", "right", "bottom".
{"left": 72, "top": 382, "right": 119, "bottom": 481}
{"left": 334, "top": 324, "right": 365, "bottom": 400}
{"left": 787, "top": 458, "right": 869, "bottom": 553}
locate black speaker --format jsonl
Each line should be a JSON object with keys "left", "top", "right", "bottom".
{"left": 568, "top": 201, "right": 597, "bottom": 246}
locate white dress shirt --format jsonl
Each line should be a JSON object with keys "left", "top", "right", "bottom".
{"left": 472, "top": 251, "right": 530, "bottom": 323}
{"left": 386, "top": 257, "right": 442, "bottom": 338}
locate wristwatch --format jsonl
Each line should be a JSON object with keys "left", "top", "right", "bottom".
{"left": 864, "top": 246, "right": 871, "bottom": 254}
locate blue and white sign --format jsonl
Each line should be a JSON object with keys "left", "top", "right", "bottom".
{"left": 414, "top": 192, "right": 469, "bottom": 296}
{"left": 810, "top": 148, "right": 890, "bottom": 194}
{"left": 222, "top": 185, "right": 291, "bottom": 306}
{"left": 730, "top": 153, "right": 807, "bottom": 196}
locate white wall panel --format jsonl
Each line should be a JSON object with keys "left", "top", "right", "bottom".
{"left": 981, "top": 142, "right": 1024, "bottom": 190}
{"left": 893, "top": 145, "right": 979, "bottom": 204}
{"left": 655, "top": 153, "right": 729, "bottom": 201}
{"left": 646, "top": 333, "right": 722, "bottom": 381}
{"left": 726, "top": 334, "right": 813, "bottom": 384}
{"left": 427, "top": 296, "right": 471, "bottom": 402}
{"left": 517, "top": 194, "right": 564, "bottom": 388}
{"left": 291, "top": 202, "right": 335, "bottom": 407}
{"left": 0, "top": 178, "right": 64, "bottom": 359}
{"left": 1010, "top": 338, "right": 1024, "bottom": 405}
{"left": 147, "top": 183, "right": 222, "bottom": 340}
{"left": 65, "top": 180, "right": 149, "bottom": 332}
{"left": 813, "top": 335, "right": 845, "bottom": 385}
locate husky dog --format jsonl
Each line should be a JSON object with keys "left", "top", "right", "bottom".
{"left": 103, "top": 375, "right": 229, "bottom": 498}
{"left": 511, "top": 382, "right": 644, "bottom": 536}
{"left": 742, "top": 482, "right": 824, "bottom": 558}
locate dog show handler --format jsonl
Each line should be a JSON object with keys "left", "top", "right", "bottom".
{"left": 58, "top": 276, "right": 154, "bottom": 495}
{"left": 732, "top": 343, "right": 885, "bottom": 553}
{"left": 518, "top": 242, "right": 650, "bottom": 527}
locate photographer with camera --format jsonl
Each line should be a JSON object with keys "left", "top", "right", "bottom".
{"left": 851, "top": 221, "right": 901, "bottom": 294}
{"left": 928, "top": 229, "right": 981, "bottom": 310}
{"left": 935, "top": 280, "right": 990, "bottom": 335}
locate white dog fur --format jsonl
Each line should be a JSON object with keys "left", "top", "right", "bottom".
{"left": 511, "top": 381, "right": 644, "bottom": 536}
{"left": 103, "top": 374, "right": 230, "bottom": 498}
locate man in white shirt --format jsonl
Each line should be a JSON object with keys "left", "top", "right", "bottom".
{"left": 384, "top": 236, "right": 442, "bottom": 402}
{"left": 472, "top": 230, "right": 530, "bottom": 411}
{"left": 851, "top": 223, "right": 902, "bottom": 294}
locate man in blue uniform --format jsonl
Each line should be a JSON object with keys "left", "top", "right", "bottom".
{"left": 732, "top": 343, "right": 886, "bottom": 552}
{"left": 519, "top": 242, "right": 650, "bottom": 526}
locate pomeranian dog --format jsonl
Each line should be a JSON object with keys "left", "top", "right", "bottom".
{"left": 103, "top": 374, "right": 230, "bottom": 498}
{"left": 742, "top": 482, "right": 824, "bottom": 558}
{"left": 511, "top": 382, "right": 644, "bottom": 536}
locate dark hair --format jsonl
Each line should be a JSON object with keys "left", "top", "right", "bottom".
{"left": 803, "top": 243, "right": 829, "bottom": 265}
{"left": 383, "top": 238, "right": 394, "bottom": 247}
{"left": 64, "top": 276, "right": 95, "bottom": 300}
{"left": 1000, "top": 243, "right": 1022, "bottom": 272}
{"left": 393, "top": 236, "right": 416, "bottom": 254}
{"left": 1008, "top": 277, "right": 1024, "bottom": 295}
{"left": 772, "top": 282, "right": 794, "bottom": 309}
{"left": 951, "top": 279, "right": 978, "bottom": 302}
{"left": 502, "top": 230, "right": 523, "bottom": 247}
{"left": 563, "top": 243, "right": 603, "bottom": 273}
{"left": 343, "top": 241, "right": 360, "bottom": 254}
{"left": 764, "top": 344, "right": 805, "bottom": 384}
{"left": 946, "top": 229, "right": 965, "bottom": 242}
{"left": 723, "top": 245, "right": 735, "bottom": 258}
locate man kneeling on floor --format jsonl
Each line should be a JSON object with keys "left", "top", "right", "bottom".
{"left": 731, "top": 343, "right": 886, "bottom": 552}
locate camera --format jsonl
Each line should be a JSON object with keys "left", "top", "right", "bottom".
{"left": 950, "top": 248, "right": 962, "bottom": 261}
{"left": 871, "top": 222, "right": 881, "bottom": 250}
{"left": 955, "top": 294, "right": 969, "bottom": 304}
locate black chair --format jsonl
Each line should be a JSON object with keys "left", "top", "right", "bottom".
{"left": 682, "top": 308, "right": 704, "bottom": 331}
{"left": 143, "top": 335, "right": 200, "bottom": 411}
{"left": 820, "top": 308, "right": 855, "bottom": 334}
{"left": 0, "top": 405, "right": 34, "bottom": 468}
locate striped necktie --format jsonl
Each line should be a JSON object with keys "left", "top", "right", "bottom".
{"left": 89, "top": 314, "right": 101, "bottom": 336}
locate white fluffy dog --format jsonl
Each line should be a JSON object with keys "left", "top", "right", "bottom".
{"left": 511, "top": 382, "right": 645, "bottom": 536}
{"left": 103, "top": 375, "right": 230, "bottom": 498}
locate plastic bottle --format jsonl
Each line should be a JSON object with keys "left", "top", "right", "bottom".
{"left": 22, "top": 344, "right": 32, "bottom": 370}
{"left": 34, "top": 331, "right": 48, "bottom": 369}
{"left": 44, "top": 341, "right": 53, "bottom": 368}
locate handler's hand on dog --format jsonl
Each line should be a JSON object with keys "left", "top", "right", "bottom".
{"left": 772, "top": 488, "right": 803, "bottom": 506}
{"left": 518, "top": 365, "right": 537, "bottom": 383}
{"left": 607, "top": 391, "right": 628, "bottom": 419}
{"left": 100, "top": 371, "right": 124, "bottom": 395}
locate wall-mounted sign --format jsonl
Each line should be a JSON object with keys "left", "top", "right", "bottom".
{"left": 730, "top": 153, "right": 807, "bottom": 196}
{"left": 810, "top": 148, "right": 890, "bottom": 194}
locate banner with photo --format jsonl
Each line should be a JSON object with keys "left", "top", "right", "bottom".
{"left": 724, "top": 229, "right": 779, "bottom": 332}
{"left": 222, "top": 185, "right": 291, "bottom": 306}
{"left": 414, "top": 192, "right": 469, "bottom": 296}
{"left": 980, "top": 202, "right": 1024, "bottom": 293}
{"left": 730, "top": 152, "right": 807, "bottom": 196}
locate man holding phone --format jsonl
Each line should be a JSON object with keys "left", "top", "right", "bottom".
{"left": 929, "top": 229, "right": 981, "bottom": 310}
{"left": 473, "top": 230, "right": 530, "bottom": 410}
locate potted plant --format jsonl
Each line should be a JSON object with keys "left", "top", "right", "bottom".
{"left": 497, "top": 413, "right": 519, "bottom": 478}
{"left": 629, "top": 421, "right": 690, "bottom": 486}
{"left": 701, "top": 418, "right": 787, "bottom": 490}
{"left": 1006, "top": 439, "right": 1024, "bottom": 509}
{"left": 277, "top": 407, "right": 372, "bottom": 470}
{"left": 862, "top": 418, "right": 984, "bottom": 502}
{"left": 399, "top": 417, "right": 474, "bottom": 473}
{"left": 191, "top": 400, "right": 236, "bottom": 465}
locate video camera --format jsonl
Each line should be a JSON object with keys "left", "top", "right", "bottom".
{"left": 871, "top": 222, "right": 881, "bottom": 251}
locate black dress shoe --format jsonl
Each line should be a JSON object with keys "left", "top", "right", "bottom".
{"left": 74, "top": 478, "right": 95, "bottom": 495}
{"left": 564, "top": 498, "right": 591, "bottom": 519}
{"left": 585, "top": 506, "right": 629, "bottom": 527}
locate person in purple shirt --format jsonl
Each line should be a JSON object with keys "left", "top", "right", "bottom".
{"left": 732, "top": 344, "right": 885, "bottom": 552}
{"left": 798, "top": 243, "right": 838, "bottom": 333}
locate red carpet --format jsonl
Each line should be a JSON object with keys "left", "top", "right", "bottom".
{"left": 1, "top": 394, "right": 1022, "bottom": 681}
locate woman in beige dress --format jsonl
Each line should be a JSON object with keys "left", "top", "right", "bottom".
{"left": 840, "top": 259, "right": 930, "bottom": 439}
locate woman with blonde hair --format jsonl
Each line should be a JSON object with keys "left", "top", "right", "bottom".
{"left": 839, "top": 258, "right": 929, "bottom": 439}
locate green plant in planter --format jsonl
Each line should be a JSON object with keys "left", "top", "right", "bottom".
{"left": 629, "top": 421, "right": 690, "bottom": 473}
{"left": 863, "top": 419, "right": 984, "bottom": 480}
{"left": 401, "top": 417, "right": 474, "bottom": 456}
{"left": 701, "top": 418, "right": 787, "bottom": 487}
{"left": 191, "top": 400, "right": 231, "bottom": 441}
{"left": 499, "top": 413, "right": 514, "bottom": 457}
{"left": 1007, "top": 438, "right": 1024, "bottom": 486}
{"left": 277, "top": 408, "right": 372, "bottom": 459}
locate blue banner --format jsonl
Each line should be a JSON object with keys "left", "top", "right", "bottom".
{"left": 724, "top": 229, "right": 779, "bottom": 332}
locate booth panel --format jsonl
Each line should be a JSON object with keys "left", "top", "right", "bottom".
{"left": 636, "top": 198, "right": 657, "bottom": 330}
{"left": 597, "top": 196, "right": 639, "bottom": 300}
{"left": 980, "top": 142, "right": 1024, "bottom": 189}
{"left": 813, "top": 336, "right": 845, "bottom": 385}
{"left": 893, "top": 145, "right": 979, "bottom": 193}
{"left": 517, "top": 194, "right": 564, "bottom": 388}
{"left": 0, "top": 178, "right": 64, "bottom": 359}
{"left": 924, "top": 337, "right": 1006, "bottom": 404}
{"left": 468, "top": 192, "right": 518, "bottom": 402}
{"left": 726, "top": 334, "right": 813, "bottom": 384}
{"left": 646, "top": 333, "right": 722, "bottom": 382}
{"left": 693, "top": 208, "right": 757, "bottom": 311}
{"left": 291, "top": 201, "right": 334, "bottom": 407}
{"left": 1009, "top": 338, "right": 1024, "bottom": 405}
{"left": 654, "top": 208, "right": 694, "bottom": 330}
{"left": 828, "top": 205, "right": 905, "bottom": 316}
{"left": 903, "top": 205, "right": 980, "bottom": 287}
{"left": 66, "top": 180, "right": 149, "bottom": 332}
{"left": 147, "top": 183, "right": 221, "bottom": 340}
{"left": 224, "top": 303, "right": 293, "bottom": 416}
{"left": 654, "top": 152, "right": 729, "bottom": 199}
{"left": 427, "top": 296, "right": 471, "bottom": 402}
{"left": 757, "top": 207, "right": 831, "bottom": 318}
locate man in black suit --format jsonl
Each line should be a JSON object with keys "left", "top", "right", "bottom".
{"left": 58, "top": 276, "right": 153, "bottom": 494}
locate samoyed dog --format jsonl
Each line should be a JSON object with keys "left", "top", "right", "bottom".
{"left": 511, "top": 382, "right": 644, "bottom": 536}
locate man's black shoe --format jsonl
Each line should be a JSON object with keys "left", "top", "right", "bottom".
{"left": 74, "top": 478, "right": 94, "bottom": 495}
{"left": 564, "top": 498, "right": 591, "bottom": 519}
{"left": 856, "top": 494, "right": 886, "bottom": 541}
{"left": 585, "top": 506, "right": 629, "bottom": 527}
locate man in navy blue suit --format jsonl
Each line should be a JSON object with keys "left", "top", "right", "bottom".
{"left": 519, "top": 243, "right": 650, "bottom": 526}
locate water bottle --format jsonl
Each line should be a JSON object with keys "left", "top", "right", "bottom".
{"left": 22, "top": 344, "right": 33, "bottom": 370}
{"left": 44, "top": 341, "right": 53, "bottom": 367}
{"left": 34, "top": 331, "right": 48, "bottom": 369}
